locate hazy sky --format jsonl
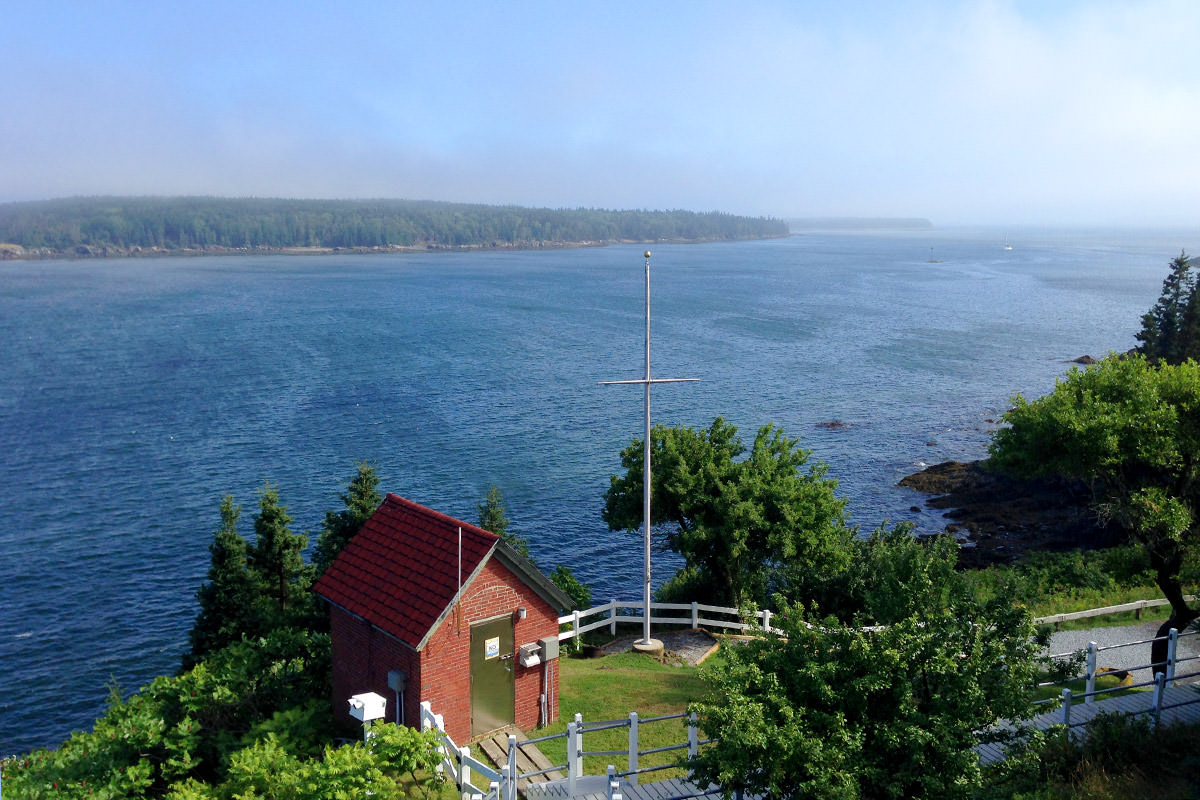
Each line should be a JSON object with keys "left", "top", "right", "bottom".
{"left": 4, "top": 1, "right": 1199, "bottom": 225}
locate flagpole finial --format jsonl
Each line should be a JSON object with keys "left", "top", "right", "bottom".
{"left": 644, "top": 250, "right": 651, "bottom": 259}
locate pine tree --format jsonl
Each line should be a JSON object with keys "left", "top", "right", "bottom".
{"left": 186, "top": 496, "right": 259, "bottom": 666}
{"left": 313, "top": 462, "right": 382, "bottom": 575}
{"left": 477, "top": 485, "right": 531, "bottom": 559}
{"left": 248, "top": 483, "right": 309, "bottom": 620}
{"left": 1136, "top": 251, "right": 1195, "bottom": 364}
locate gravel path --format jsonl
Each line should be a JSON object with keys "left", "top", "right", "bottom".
{"left": 1045, "top": 621, "right": 1200, "bottom": 684}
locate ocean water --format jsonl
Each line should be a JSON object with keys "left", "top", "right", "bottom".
{"left": 0, "top": 227, "right": 1193, "bottom": 753}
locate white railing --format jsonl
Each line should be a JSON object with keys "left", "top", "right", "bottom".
{"left": 559, "top": 596, "right": 1200, "bottom": 645}
{"left": 1034, "top": 595, "right": 1197, "bottom": 629}
{"left": 557, "top": 600, "right": 779, "bottom": 645}
{"left": 1037, "top": 626, "right": 1200, "bottom": 726}
{"left": 420, "top": 701, "right": 707, "bottom": 800}
{"left": 420, "top": 701, "right": 509, "bottom": 800}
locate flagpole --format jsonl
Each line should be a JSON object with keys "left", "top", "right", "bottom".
{"left": 600, "top": 250, "right": 697, "bottom": 653}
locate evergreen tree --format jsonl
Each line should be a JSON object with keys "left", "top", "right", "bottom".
{"left": 312, "top": 462, "right": 382, "bottom": 575}
{"left": 477, "top": 485, "right": 591, "bottom": 610}
{"left": 1136, "top": 251, "right": 1195, "bottom": 363}
{"left": 248, "top": 483, "right": 309, "bottom": 620}
{"left": 477, "top": 484, "right": 531, "bottom": 559}
{"left": 186, "top": 496, "right": 259, "bottom": 666}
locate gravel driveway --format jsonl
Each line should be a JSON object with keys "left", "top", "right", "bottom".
{"left": 1045, "top": 620, "right": 1200, "bottom": 684}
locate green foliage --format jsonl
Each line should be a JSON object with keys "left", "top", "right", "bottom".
{"left": 988, "top": 355, "right": 1200, "bottom": 621}
{"left": 981, "top": 714, "right": 1200, "bottom": 800}
{"left": 603, "top": 417, "right": 853, "bottom": 608}
{"left": 477, "top": 484, "right": 531, "bottom": 559}
{"left": 691, "top": 535, "right": 1042, "bottom": 800}
{"left": 187, "top": 496, "right": 259, "bottom": 667}
{"left": 217, "top": 723, "right": 444, "bottom": 800}
{"left": 312, "top": 462, "right": 382, "bottom": 576}
{"left": 1, "top": 629, "right": 331, "bottom": 797}
{"left": 248, "top": 482, "right": 310, "bottom": 618}
{"left": 0, "top": 196, "right": 788, "bottom": 253}
{"left": 1135, "top": 251, "right": 1200, "bottom": 364}
{"left": 823, "top": 523, "right": 961, "bottom": 624}
{"left": 549, "top": 564, "right": 591, "bottom": 610}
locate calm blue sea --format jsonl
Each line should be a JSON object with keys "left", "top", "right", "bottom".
{"left": 1, "top": 227, "right": 1194, "bottom": 753}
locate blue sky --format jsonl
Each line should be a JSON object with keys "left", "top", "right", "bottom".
{"left": 3, "top": 1, "right": 1199, "bottom": 225}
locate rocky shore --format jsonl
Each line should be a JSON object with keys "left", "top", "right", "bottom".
{"left": 899, "top": 460, "right": 1123, "bottom": 569}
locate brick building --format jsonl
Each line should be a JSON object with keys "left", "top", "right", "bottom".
{"left": 313, "top": 493, "right": 573, "bottom": 742}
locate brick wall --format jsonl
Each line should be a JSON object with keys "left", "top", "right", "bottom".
{"left": 422, "top": 558, "right": 562, "bottom": 742}
{"left": 329, "top": 607, "right": 422, "bottom": 731}
{"left": 328, "top": 555, "right": 562, "bottom": 743}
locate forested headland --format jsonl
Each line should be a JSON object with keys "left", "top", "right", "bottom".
{"left": 0, "top": 196, "right": 788, "bottom": 259}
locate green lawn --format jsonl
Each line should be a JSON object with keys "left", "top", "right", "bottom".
{"left": 1031, "top": 672, "right": 1149, "bottom": 705}
{"left": 535, "top": 650, "right": 717, "bottom": 781}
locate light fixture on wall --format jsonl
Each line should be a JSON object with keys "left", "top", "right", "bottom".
{"left": 515, "top": 607, "right": 526, "bottom": 621}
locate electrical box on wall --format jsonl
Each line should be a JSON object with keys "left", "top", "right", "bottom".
{"left": 518, "top": 642, "right": 542, "bottom": 667}
{"left": 539, "top": 635, "right": 560, "bottom": 661}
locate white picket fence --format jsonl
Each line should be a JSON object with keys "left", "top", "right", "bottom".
{"left": 556, "top": 600, "right": 779, "bottom": 645}
{"left": 1033, "top": 594, "right": 1197, "bottom": 630}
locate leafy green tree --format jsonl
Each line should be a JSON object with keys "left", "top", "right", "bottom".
{"left": 549, "top": 564, "right": 591, "bottom": 610}
{"left": 248, "top": 482, "right": 311, "bottom": 621}
{"left": 313, "top": 462, "right": 383, "bottom": 575}
{"left": 186, "top": 496, "right": 260, "bottom": 667}
{"left": 988, "top": 355, "right": 1200, "bottom": 626}
{"left": 1136, "top": 251, "right": 1197, "bottom": 364}
{"left": 603, "top": 417, "right": 853, "bottom": 608}
{"left": 690, "top": 533, "right": 1041, "bottom": 800}
{"left": 1, "top": 628, "right": 333, "bottom": 796}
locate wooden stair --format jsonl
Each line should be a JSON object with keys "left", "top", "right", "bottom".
{"left": 475, "top": 726, "right": 565, "bottom": 795}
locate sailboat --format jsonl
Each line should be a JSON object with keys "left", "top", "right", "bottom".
{"left": 1003, "top": 234, "right": 1013, "bottom": 251}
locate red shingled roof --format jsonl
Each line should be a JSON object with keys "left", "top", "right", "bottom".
{"left": 313, "top": 493, "right": 499, "bottom": 649}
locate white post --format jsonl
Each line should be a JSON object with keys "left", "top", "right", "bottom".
{"left": 1085, "top": 642, "right": 1097, "bottom": 704}
{"left": 500, "top": 765, "right": 511, "bottom": 800}
{"left": 641, "top": 250, "right": 652, "bottom": 650}
{"left": 420, "top": 700, "right": 433, "bottom": 730}
{"left": 688, "top": 712, "right": 699, "bottom": 760}
{"left": 506, "top": 734, "right": 518, "bottom": 800}
{"left": 691, "top": 601, "right": 699, "bottom": 628}
{"left": 1060, "top": 688, "right": 1072, "bottom": 727}
{"left": 1167, "top": 628, "right": 1179, "bottom": 683}
{"left": 458, "top": 746, "right": 472, "bottom": 800}
{"left": 567, "top": 720, "right": 580, "bottom": 796}
{"left": 573, "top": 610, "right": 582, "bottom": 651}
{"left": 611, "top": 600, "right": 618, "bottom": 636}
{"left": 628, "top": 712, "right": 639, "bottom": 785}
{"left": 763, "top": 609, "right": 772, "bottom": 633}
{"left": 574, "top": 713, "right": 584, "bottom": 777}
{"left": 607, "top": 764, "right": 618, "bottom": 800}
{"left": 434, "top": 712, "right": 447, "bottom": 774}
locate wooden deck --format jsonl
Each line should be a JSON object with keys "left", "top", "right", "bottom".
{"left": 475, "top": 726, "right": 566, "bottom": 793}
{"left": 976, "top": 684, "right": 1200, "bottom": 764}
{"left": 527, "top": 776, "right": 727, "bottom": 800}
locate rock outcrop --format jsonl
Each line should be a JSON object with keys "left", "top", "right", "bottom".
{"left": 898, "top": 460, "right": 1123, "bottom": 569}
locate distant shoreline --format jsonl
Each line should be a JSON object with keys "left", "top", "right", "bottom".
{"left": 0, "top": 234, "right": 790, "bottom": 262}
